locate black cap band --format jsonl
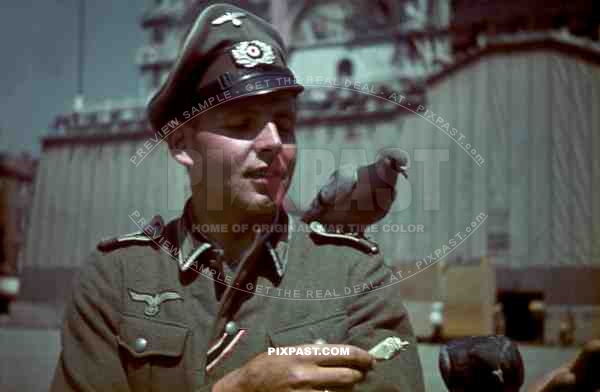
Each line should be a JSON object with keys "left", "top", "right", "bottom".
{"left": 195, "top": 68, "right": 303, "bottom": 104}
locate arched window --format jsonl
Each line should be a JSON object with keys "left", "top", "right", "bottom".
{"left": 337, "top": 58, "right": 353, "bottom": 78}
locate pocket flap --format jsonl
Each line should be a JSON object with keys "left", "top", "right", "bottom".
{"left": 269, "top": 311, "right": 347, "bottom": 347}
{"left": 118, "top": 315, "right": 189, "bottom": 359}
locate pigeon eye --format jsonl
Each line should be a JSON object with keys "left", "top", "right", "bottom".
{"left": 274, "top": 114, "right": 295, "bottom": 135}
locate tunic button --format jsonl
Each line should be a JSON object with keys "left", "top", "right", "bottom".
{"left": 225, "top": 321, "right": 239, "bottom": 335}
{"left": 134, "top": 337, "right": 148, "bottom": 353}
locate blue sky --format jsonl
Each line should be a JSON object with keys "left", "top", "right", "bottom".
{"left": 0, "top": 0, "right": 145, "bottom": 155}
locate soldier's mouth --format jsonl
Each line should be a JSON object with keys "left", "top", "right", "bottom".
{"left": 246, "top": 167, "right": 285, "bottom": 179}
{"left": 246, "top": 168, "right": 270, "bottom": 179}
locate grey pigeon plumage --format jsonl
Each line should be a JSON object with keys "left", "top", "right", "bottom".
{"left": 301, "top": 150, "right": 409, "bottom": 234}
{"left": 438, "top": 335, "right": 524, "bottom": 392}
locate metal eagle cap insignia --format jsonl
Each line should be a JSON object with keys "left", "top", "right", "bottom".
{"left": 211, "top": 11, "right": 246, "bottom": 27}
{"left": 231, "top": 40, "right": 276, "bottom": 68}
{"left": 129, "top": 290, "right": 183, "bottom": 317}
{"left": 492, "top": 368, "right": 504, "bottom": 384}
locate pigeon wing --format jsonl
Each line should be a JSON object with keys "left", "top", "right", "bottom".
{"left": 319, "top": 163, "right": 357, "bottom": 206}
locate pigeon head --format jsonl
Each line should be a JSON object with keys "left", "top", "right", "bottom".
{"left": 376, "top": 150, "right": 409, "bottom": 179}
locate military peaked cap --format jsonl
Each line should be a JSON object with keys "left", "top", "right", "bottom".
{"left": 147, "top": 3, "right": 304, "bottom": 131}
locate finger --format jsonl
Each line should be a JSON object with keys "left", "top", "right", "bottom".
{"left": 309, "top": 366, "right": 366, "bottom": 387}
{"left": 311, "top": 345, "right": 374, "bottom": 370}
{"left": 284, "top": 364, "right": 364, "bottom": 390}
{"left": 538, "top": 369, "right": 576, "bottom": 392}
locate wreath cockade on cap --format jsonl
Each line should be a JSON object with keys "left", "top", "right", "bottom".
{"left": 231, "top": 40, "right": 276, "bottom": 68}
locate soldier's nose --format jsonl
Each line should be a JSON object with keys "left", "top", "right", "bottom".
{"left": 254, "top": 122, "right": 282, "bottom": 161}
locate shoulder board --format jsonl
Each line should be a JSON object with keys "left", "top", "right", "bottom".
{"left": 308, "top": 221, "right": 379, "bottom": 255}
{"left": 97, "top": 215, "right": 165, "bottom": 253}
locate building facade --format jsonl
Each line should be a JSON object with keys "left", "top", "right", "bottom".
{"left": 23, "top": 1, "right": 600, "bottom": 341}
{"left": 0, "top": 152, "right": 37, "bottom": 311}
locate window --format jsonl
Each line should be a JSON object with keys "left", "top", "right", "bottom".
{"left": 152, "top": 70, "right": 161, "bottom": 88}
{"left": 152, "top": 27, "right": 165, "bottom": 45}
{"left": 488, "top": 232, "right": 510, "bottom": 255}
{"left": 337, "top": 58, "right": 353, "bottom": 78}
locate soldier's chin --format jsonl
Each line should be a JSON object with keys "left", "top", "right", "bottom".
{"left": 241, "top": 193, "right": 278, "bottom": 215}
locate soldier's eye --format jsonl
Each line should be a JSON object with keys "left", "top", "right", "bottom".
{"left": 275, "top": 116, "right": 295, "bottom": 133}
{"left": 216, "top": 118, "right": 260, "bottom": 139}
{"left": 226, "top": 119, "right": 252, "bottom": 129}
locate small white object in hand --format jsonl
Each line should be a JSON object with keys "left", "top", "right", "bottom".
{"left": 368, "top": 337, "right": 410, "bottom": 360}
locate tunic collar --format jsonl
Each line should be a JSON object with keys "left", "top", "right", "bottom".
{"left": 176, "top": 199, "right": 292, "bottom": 279}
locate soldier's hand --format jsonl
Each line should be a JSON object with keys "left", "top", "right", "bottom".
{"left": 527, "top": 366, "right": 576, "bottom": 392}
{"left": 528, "top": 339, "right": 600, "bottom": 392}
{"left": 213, "top": 344, "right": 375, "bottom": 392}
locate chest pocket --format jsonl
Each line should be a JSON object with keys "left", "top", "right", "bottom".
{"left": 268, "top": 311, "right": 347, "bottom": 347}
{"left": 117, "top": 314, "right": 190, "bottom": 392}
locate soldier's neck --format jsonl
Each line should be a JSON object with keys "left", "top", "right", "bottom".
{"left": 189, "top": 197, "right": 276, "bottom": 262}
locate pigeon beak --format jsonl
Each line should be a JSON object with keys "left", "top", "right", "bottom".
{"left": 389, "top": 158, "right": 408, "bottom": 179}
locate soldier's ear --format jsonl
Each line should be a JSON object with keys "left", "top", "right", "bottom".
{"left": 168, "top": 131, "right": 195, "bottom": 168}
{"left": 172, "top": 149, "right": 195, "bottom": 168}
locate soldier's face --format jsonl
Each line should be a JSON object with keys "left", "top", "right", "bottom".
{"left": 183, "top": 91, "right": 298, "bottom": 215}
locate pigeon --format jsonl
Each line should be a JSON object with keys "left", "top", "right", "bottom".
{"left": 438, "top": 336, "right": 524, "bottom": 392}
{"left": 301, "top": 150, "right": 409, "bottom": 234}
